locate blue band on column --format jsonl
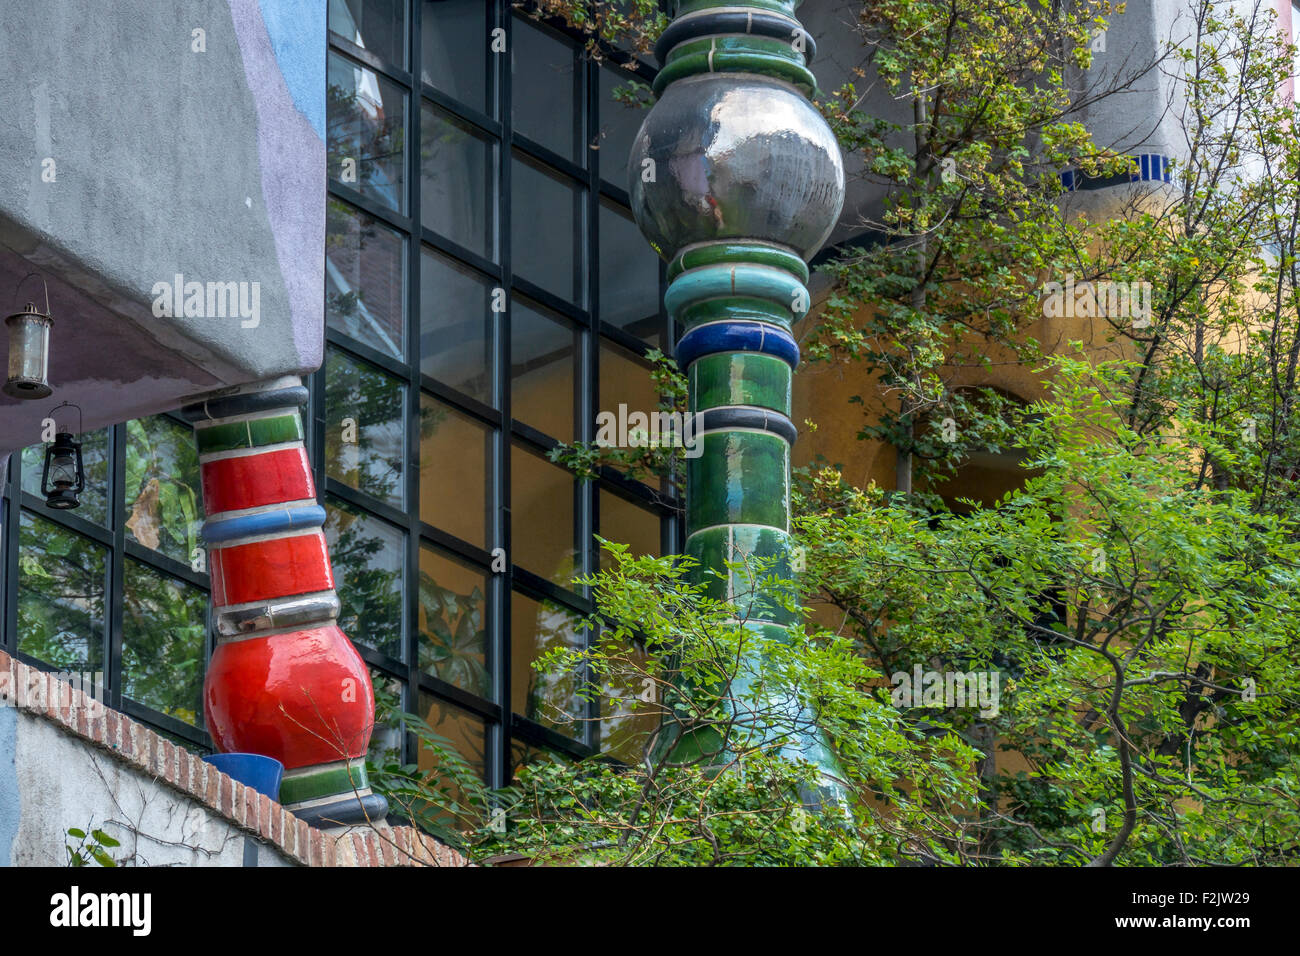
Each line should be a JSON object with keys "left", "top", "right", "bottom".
{"left": 676, "top": 322, "right": 800, "bottom": 371}
{"left": 202, "top": 504, "right": 328, "bottom": 545}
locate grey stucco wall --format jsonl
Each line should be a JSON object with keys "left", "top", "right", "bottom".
{"left": 0, "top": 707, "right": 293, "bottom": 867}
{"left": 0, "top": 0, "right": 325, "bottom": 455}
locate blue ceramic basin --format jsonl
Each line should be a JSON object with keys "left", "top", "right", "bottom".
{"left": 203, "top": 752, "right": 284, "bottom": 801}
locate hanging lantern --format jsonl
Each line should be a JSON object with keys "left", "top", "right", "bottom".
{"left": 4, "top": 275, "right": 54, "bottom": 400}
{"left": 41, "top": 403, "right": 84, "bottom": 510}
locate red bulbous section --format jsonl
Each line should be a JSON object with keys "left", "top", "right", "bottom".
{"left": 204, "top": 624, "right": 375, "bottom": 769}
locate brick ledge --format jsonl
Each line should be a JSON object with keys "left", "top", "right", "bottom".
{"left": 0, "top": 650, "right": 468, "bottom": 867}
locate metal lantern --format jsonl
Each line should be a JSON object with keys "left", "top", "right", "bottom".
{"left": 41, "top": 403, "right": 85, "bottom": 510}
{"left": 41, "top": 432, "right": 84, "bottom": 509}
{"left": 4, "top": 275, "right": 54, "bottom": 400}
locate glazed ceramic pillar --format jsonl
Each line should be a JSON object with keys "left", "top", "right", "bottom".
{"left": 183, "top": 377, "right": 387, "bottom": 827}
{"left": 630, "top": 0, "right": 845, "bottom": 782}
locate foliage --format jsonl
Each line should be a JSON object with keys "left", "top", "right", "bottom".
{"left": 65, "top": 825, "right": 122, "bottom": 868}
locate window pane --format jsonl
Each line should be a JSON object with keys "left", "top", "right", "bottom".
{"left": 325, "top": 348, "right": 406, "bottom": 508}
{"left": 326, "top": 200, "right": 405, "bottom": 359}
{"left": 328, "top": 50, "right": 407, "bottom": 213}
{"left": 599, "top": 639, "right": 661, "bottom": 766}
{"left": 123, "top": 561, "right": 206, "bottom": 726}
{"left": 416, "top": 693, "right": 488, "bottom": 832}
{"left": 420, "top": 393, "right": 491, "bottom": 549}
{"left": 329, "top": 0, "right": 407, "bottom": 68}
{"left": 598, "top": 66, "right": 647, "bottom": 187}
{"left": 511, "top": 155, "right": 583, "bottom": 305}
{"left": 324, "top": 497, "right": 405, "bottom": 661}
{"left": 22, "top": 427, "right": 110, "bottom": 526}
{"left": 420, "top": 247, "right": 494, "bottom": 403}
{"left": 418, "top": 545, "right": 490, "bottom": 696}
{"left": 511, "top": 442, "right": 579, "bottom": 584}
{"left": 368, "top": 671, "right": 407, "bottom": 765}
{"left": 599, "top": 339, "right": 658, "bottom": 422}
{"left": 124, "top": 415, "right": 204, "bottom": 566}
{"left": 421, "top": 102, "right": 495, "bottom": 260}
{"left": 599, "top": 490, "right": 660, "bottom": 567}
{"left": 511, "top": 590, "right": 585, "bottom": 739}
{"left": 511, "top": 738, "right": 560, "bottom": 777}
{"left": 511, "top": 298, "right": 577, "bottom": 442}
{"left": 421, "top": 0, "right": 489, "bottom": 114}
{"left": 599, "top": 200, "right": 661, "bottom": 340}
{"left": 17, "top": 512, "right": 105, "bottom": 672}
{"left": 512, "top": 19, "right": 581, "bottom": 162}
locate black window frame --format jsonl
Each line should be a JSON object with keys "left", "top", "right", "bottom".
{"left": 322, "top": 0, "right": 678, "bottom": 793}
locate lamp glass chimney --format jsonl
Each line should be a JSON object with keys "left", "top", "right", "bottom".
{"left": 4, "top": 305, "right": 53, "bottom": 399}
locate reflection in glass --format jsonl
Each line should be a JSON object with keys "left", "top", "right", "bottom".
{"left": 421, "top": 102, "right": 495, "bottom": 259}
{"left": 368, "top": 671, "right": 406, "bottom": 766}
{"left": 599, "top": 639, "right": 662, "bottom": 766}
{"left": 511, "top": 738, "right": 560, "bottom": 778}
{"left": 599, "top": 490, "right": 660, "bottom": 568}
{"left": 416, "top": 693, "right": 488, "bottom": 831}
{"left": 598, "top": 66, "right": 647, "bottom": 187}
{"left": 419, "top": 393, "right": 491, "bottom": 549}
{"left": 511, "top": 443, "right": 579, "bottom": 584}
{"left": 419, "top": 545, "right": 490, "bottom": 695}
{"left": 327, "top": 200, "right": 405, "bottom": 359}
{"left": 511, "top": 299, "right": 577, "bottom": 442}
{"left": 511, "top": 590, "right": 586, "bottom": 739}
{"left": 325, "top": 348, "right": 406, "bottom": 508}
{"left": 599, "top": 200, "right": 661, "bottom": 340}
{"left": 420, "top": 248, "right": 494, "bottom": 402}
{"left": 512, "top": 19, "right": 580, "bottom": 162}
{"left": 329, "top": 0, "right": 407, "bottom": 67}
{"left": 324, "top": 497, "right": 405, "bottom": 660}
{"left": 123, "top": 561, "right": 206, "bottom": 725}
{"left": 17, "top": 512, "right": 106, "bottom": 672}
{"left": 328, "top": 50, "right": 407, "bottom": 212}
{"left": 511, "top": 155, "right": 583, "bottom": 304}
{"left": 124, "top": 415, "right": 204, "bottom": 566}
{"left": 421, "top": 0, "right": 489, "bottom": 113}
{"left": 23, "top": 428, "right": 110, "bottom": 526}
{"left": 599, "top": 340, "right": 658, "bottom": 426}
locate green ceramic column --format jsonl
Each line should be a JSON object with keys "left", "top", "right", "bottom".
{"left": 629, "top": 1, "right": 845, "bottom": 792}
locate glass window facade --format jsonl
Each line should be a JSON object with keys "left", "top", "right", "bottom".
{"left": 1, "top": 0, "right": 672, "bottom": 790}
{"left": 3, "top": 415, "right": 211, "bottom": 748}
{"left": 316, "top": 0, "right": 675, "bottom": 790}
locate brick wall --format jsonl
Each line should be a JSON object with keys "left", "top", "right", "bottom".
{"left": 0, "top": 649, "right": 468, "bottom": 867}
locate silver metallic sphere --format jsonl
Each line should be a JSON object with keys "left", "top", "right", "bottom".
{"left": 629, "top": 74, "right": 845, "bottom": 262}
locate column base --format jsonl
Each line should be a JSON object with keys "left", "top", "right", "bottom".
{"left": 289, "top": 790, "right": 390, "bottom": 829}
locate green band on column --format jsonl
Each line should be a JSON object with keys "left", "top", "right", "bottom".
{"left": 279, "top": 762, "right": 370, "bottom": 805}
{"left": 196, "top": 413, "right": 304, "bottom": 455}
{"left": 684, "top": 524, "right": 797, "bottom": 625}
{"left": 687, "top": 431, "right": 791, "bottom": 531}
{"left": 679, "top": 299, "right": 796, "bottom": 332}
{"left": 652, "top": 52, "right": 817, "bottom": 97}
{"left": 668, "top": 242, "right": 810, "bottom": 285}
{"left": 676, "top": 0, "right": 800, "bottom": 16}
{"left": 690, "top": 352, "right": 793, "bottom": 414}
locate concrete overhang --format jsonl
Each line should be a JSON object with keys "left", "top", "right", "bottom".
{"left": 0, "top": 0, "right": 326, "bottom": 456}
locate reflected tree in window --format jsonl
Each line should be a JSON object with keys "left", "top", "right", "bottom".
{"left": 122, "top": 561, "right": 206, "bottom": 726}
{"left": 124, "top": 415, "right": 203, "bottom": 566}
{"left": 17, "top": 513, "right": 106, "bottom": 672}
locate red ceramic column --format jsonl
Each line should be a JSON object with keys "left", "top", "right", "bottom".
{"left": 184, "top": 377, "right": 387, "bottom": 827}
